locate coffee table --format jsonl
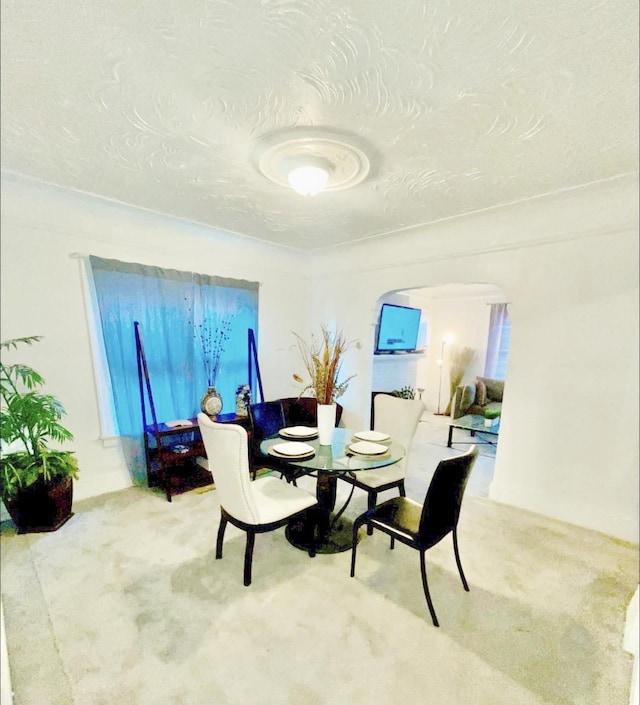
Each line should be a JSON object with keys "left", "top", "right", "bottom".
{"left": 448, "top": 414, "right": 500, "bottom": 447}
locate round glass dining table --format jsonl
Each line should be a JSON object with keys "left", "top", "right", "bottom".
{"left": 260, "top": 427, "right": 405, "bottom": 553}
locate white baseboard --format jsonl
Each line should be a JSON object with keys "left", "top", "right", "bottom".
{"left": 489, "top": 480, "right": 640, "bottom": 544}
{"left": 73, "top": 469, "right": 133, "bottom": 503}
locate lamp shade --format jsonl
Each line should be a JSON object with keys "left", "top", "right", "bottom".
{"left": 287, "top": 165, "right": 330, "bottom": 196}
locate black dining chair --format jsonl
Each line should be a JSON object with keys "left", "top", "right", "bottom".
{"left": 279, "top": 397, "right": 344, "bottom": 428}
{"left": 248, "top": 400, "right": 298, "bottom": 483}
{"left": 350, "top": 446, "right": 479, "bottom": 627}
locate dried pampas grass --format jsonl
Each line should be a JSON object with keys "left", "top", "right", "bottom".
{"left": 293, "top": 325, "right": 355, "bottom": 405}
{"left": 444, "top": 345, "right": 476, "bottom": 415}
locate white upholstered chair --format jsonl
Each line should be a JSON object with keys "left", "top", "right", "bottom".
{"left": 340, "top": 394, "right": 426, "bottom": 516}
{"left": 197, "top": 413, "right": 318, "bottom": 586}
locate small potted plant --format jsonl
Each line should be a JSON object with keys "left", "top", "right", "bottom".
{"left": 391, "top": 386, "right": 416, "bottom": 400}
{"left": 0, "top": 336, "right": 79, "bottom": 533}
{"left": 483, "top": 408, "right": 501, "bottom": 427}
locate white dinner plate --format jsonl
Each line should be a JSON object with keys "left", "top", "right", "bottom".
{"left": 268, "top": 447, "right": 315, "bottom": 460}
{"left": 269, "top": 441, "right": 316, "bottom": 457}
{"left": 279, "top": 426, "right": 318, "bottom": 440}
{"left": 352, "top": 430, "right": 390, "bottom": 443}
{"left": 348, "top": 441, "right": 389, "bottom": 456}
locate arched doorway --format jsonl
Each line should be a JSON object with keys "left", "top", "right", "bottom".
{"left": 370, "top": 282, "right": 509, "bottom": 498}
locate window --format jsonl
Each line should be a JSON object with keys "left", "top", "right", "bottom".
{"left": 88, "top": 256, "right": 258, "bottom": 438}
{"left": 484, "top": 303, "right": 510, "bottom": 380}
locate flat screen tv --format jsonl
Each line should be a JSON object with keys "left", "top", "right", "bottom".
{"left": 375, "top": 303, "right": 421, "bottom": 353}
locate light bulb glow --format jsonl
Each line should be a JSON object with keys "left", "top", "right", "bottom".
{"left": 287, "top": 165, "right": 330, "bottom": 196}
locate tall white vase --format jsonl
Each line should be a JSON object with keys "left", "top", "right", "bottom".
{"left": 317, "top": 403, "right": 336, "bottom": 445}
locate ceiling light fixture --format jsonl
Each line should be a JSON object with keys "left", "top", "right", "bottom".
{"left": 287, "top": 158, "right": 331, "bottom": 196}
{"left": 253, "top": 127, "right": 371, "bottom": 197}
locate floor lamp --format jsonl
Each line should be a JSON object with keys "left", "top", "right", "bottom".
{"left": 436, "top": 333, "right": 454, "bottom": 415}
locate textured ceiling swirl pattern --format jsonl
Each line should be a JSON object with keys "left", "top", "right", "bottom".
{"left": 1, "top": 0, "right": 638, "bottom": 250}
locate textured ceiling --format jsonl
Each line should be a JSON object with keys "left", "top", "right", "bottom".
{"left": 1, "top": 0, "right": 638, "bottom": 251}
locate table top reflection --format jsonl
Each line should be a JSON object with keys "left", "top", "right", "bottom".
{"left": 259, "top": 427, "right": 405, "bottom": 474}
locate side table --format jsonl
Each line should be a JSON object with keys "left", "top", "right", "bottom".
{"left": 145, "top": 413, "right": 250, "bottom": 501}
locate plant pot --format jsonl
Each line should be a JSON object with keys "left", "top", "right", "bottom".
{"left": 317, "top": 404, "right": 336, "bottom": 445}
{"left": 4, "top": 476, "right": 74, "bottom": 534}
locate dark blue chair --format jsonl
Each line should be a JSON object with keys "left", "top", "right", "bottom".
{"left": 247, "top": 401, "right": 297, "bottom": 483}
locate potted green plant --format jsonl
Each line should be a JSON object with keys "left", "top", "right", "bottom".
{"left": 391, "top": 386, "right": 416, "bottom": 400}
{"left": 483, "top": 407, "right": 501, "bottom": 427}
{"left": 0, "top": 336, "right": 79, "bottom": 533}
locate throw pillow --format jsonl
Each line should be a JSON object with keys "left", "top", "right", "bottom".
{"left": 460, "top": 384, "right": 475, "bottom": 411}
{"left": 476, "top": 379, "right": 487, "bottom": 406}
{"left": 478, "top": 377, "right": 504, "bottom": 402}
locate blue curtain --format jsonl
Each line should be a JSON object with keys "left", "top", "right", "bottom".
{"left": 89, "top": 256, "right": 259, "bottom": 445}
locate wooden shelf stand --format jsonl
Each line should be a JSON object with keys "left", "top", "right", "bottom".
{"left": 135, "top": 322, "right": 251, "bottom": 502}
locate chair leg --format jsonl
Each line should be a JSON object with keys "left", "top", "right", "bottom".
{"left": 366, "top": 491, "right": 377, "bottom": 535}
{"left": 390, "top": 536, "right": 395, "bottom": 550}
{"left": 398, "top": 480, "right": 406, "bottom": 497}
{"left": 243, "top": 530, "right": 256, "bottom": 586}
{"left": 419, "top": 550, "right": 440, "bottom": 627}
{"left": 279, "top": 471, "right": 298, "bottom": 486}
{"left": 350, "top": 514, "right": 366, "bottom": 577}
{"left": 452, "top": 527, "right": 469, "bottom": 591}
{"left": 307, "top": 509, "right": 317, "bottom": 559}
{"left": 216, "top": 515, "right": 228, "bottom": 559}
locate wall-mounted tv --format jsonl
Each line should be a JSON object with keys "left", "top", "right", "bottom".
{"left": 375, "top": 303, "right": 422, "bottom": 353}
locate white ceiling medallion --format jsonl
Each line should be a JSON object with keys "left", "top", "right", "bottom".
{"left": 253, "top": 127, "right": 371, "bottom": 196}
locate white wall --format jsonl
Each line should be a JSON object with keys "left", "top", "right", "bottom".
{"left": 309, "top": 174, "right": 639, "bottom": 543}
{"left": 2, "top": 173, "right": 638, "bottom": 544}
{"left": 371, "top": 355, "right": 424, "bottom": 398}
{"left": 0, "top": 175, "right": 311, "bottom": 500}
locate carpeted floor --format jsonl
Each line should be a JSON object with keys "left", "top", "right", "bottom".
{"left": 1, "top": 415, "right": 637, "bottom": 705}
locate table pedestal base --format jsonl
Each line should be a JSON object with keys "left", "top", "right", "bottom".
{"left": 286, "top": 513, "right": 364, "bottom": 554}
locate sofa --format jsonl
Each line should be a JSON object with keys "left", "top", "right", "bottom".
{"left": 452, "top": 376, "right": 504, "bottom": 419}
